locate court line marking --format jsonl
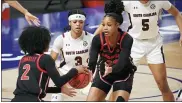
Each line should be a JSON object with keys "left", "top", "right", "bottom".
{"left": 2, "top": 70, "right": 182, "bottom": 101}
{"left": 129, "top": 72, "right": 182, "bottom": 100}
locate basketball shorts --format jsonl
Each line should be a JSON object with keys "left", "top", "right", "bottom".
{"left": 91, "top": 70, "right": 134, "bottom": 94}
{"left": 131, "top": 35, "right": 165, "bottom": 66}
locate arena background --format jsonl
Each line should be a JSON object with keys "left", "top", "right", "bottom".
{"left": 1, "top": 0, "right": 182, "bottom": 101}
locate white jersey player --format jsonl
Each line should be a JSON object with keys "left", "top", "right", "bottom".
{"left": 94, "top": 0, "right": 182, "bottom": 101}
{"left": 52, "top": 30, "right": 93, "bottom": 74}
{"left": 123, "top": 1, "right": 182, "bottom": 101}
{"left": 51, "top": 9, "right": 93, "bottom": 101}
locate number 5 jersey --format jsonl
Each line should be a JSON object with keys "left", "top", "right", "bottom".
{"left": 123, "top": 1, "right": 172, "bottom": 39}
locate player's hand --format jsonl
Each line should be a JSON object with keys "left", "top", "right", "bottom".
{"left": 24, "top": 11, "right": 40, "bottom": 26}
{"left": 103, "top": 62, "right": 112, "bottom": 77}
{"left": 61, "top": 85, "right": 77, "bottom": 97}
{"left": 76, "top": 65, "right": 89, "bottom": 74}
{"left": 179, "top": 35, "right": 182, "bottom": 47}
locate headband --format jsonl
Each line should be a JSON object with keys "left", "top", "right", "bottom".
{"left": 68, "top": 14, "right": 86, "bottom": 21}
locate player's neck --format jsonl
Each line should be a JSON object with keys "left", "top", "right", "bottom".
{"left": 139, "top": 0, "right": 151, "bottom": 6}
{"left": 70, "top": 30, "right": 82, "bottom": 39}
{"left": 107, "top": 31, "right": 119, "bottom": 47}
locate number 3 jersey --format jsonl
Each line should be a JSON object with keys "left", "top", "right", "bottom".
{"left": 123, "top": 1, "right": 172, "bottom": 39}
{"left": 52, "top": 31, "right": 93, "bottom": 74}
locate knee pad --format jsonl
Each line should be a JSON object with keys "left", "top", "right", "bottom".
{"left": 116, "top": 96, "right": 125, "bottom": 102}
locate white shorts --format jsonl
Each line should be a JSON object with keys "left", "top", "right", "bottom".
{"left": 131, "top": 35, "right": 165, "bottom": 66}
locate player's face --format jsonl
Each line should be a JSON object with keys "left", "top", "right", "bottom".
{"left": 102, "top": 16, "right": 119, "bottom": 37}
{"left": 69, "top": 20, "right": 84, "bottom": 34}
{"left": 139, "top": 0, "right": 150, "bottom": 4}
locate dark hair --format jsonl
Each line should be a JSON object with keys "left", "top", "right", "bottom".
{"left": 68, "top": 9, "right": 86, "bottom": 17}
{"left": 104, "top": 0, "right": 124, "bottom": 24}
{"left": 19, "top": 26, "right": 51, "bottom": 55}
{"left": 64, "top": 9, "right": 86, "bottom": 32}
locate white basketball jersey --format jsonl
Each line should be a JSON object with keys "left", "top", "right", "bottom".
{"left": 123, "top": 1, "right": 172, "bottom": 39}
{"left": 52, "top": 31, "right": 93, "bottom": 73}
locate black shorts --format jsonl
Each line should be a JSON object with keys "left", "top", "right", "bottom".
{"left": 11, "top": 94, "right": 43, "bottom": 102}
{"left": 91, "top": 70, "right": 134, "bottom": 94}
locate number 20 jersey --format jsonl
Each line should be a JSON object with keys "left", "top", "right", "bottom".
{"left": 123, "top": 1, "right": 172, "bottom": 39}
{"left": 52, "top": 31, "right": 93, "bottom": 74}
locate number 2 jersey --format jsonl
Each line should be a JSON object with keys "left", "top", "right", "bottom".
{"left": 52, "top": 31, "right": 93, "bottom": 74}
{"left": 13, "top": 54, "right": 78, "bottom": 100}
{"left": 123, "top": 1, "right": 172, "bottom": 39}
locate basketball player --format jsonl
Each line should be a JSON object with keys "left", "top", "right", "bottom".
{"left": 4, "top": 0, "right": 40, "bottom": 26}
{"left": 94, "top": 0, "right": 182, "bottom": 101}
{"left": 86, "top": 0, "right": 136, "bottom": 101}
{"left": 11, "top": 26, "right": 89, "bottom": 102}
{"left": 51, "top": 9, "right": 93, "bottom": 100}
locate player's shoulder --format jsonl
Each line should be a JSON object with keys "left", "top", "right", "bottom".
{"left": 85, "top": 31, "right": 94, "bottom": 37}
{"left": 40, "top": 54, "right": 54, "bottom": 62}
{"left": 122, "top": 1, "right": 131, "bottom": 5}
{"left": 122, "top": 32, "right": 133, "bottom": 42}
{"left": 84, "top": 31, "right": 94, "bottom": 41}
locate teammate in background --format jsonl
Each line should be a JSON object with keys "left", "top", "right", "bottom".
{"left": 86, "top": 0, "right": 136, "bottom": 101}
{"left": 51, "top": 9, "right": 93, "bottom": 101}
{"left": 4, "top": 0, "right": 40, "bottom": 26}
{"left": 11, "top": 26, "right": 89, "bottom": 102}
{"left": 94, "top": 0, "right": 182, "bottom": 101}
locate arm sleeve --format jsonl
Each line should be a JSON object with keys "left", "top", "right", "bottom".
{"left": 161, "top": 1, "right": 172, "bottom": 10}
{"left": 46, "top": 87, "right": 61, "bottom": 93}
{"left": 52, "top": 35, "right": 63, "bottom": 53}
{"left": 40, "top": 55, "right": 78, "bottom": 89}
{"left": 112, "top": 34, "right": 133, "bottom": 73}
{"left": 88, "top": 35, "right": 101, "bottom": 74}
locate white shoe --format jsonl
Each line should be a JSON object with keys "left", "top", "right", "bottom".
{"left": 51, "top": 93, "right": 64, "bottom": 101}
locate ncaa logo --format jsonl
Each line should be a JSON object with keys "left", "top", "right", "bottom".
{"left": 83, "top": 41, "right": 88, "bottom": 47}
{"left": 150, "top": 4, "right": 156, "bottom": 9}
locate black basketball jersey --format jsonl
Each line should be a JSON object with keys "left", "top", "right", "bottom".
{"left": 13, "top": 54, "right": 50, "bottom": 100}
{"left": 13, "top": 53, "right": 78, "bottom": 101}
{"left": 88, "top": 30, "right": 136, "bottom": 77}
{"left": 99, "top": 32, "right": 127, "bottom": 67}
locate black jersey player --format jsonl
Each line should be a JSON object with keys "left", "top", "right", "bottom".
{"left": 86, "top": 0, "right": 136, "bottom": 102}
{"left": 11, "top": 26, "right": 89, "bottom": 102}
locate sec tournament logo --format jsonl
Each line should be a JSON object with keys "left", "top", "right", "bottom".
{"left": 83, "top": 41, "right": 88, "bottom": 47}
{"left": 150, "top": 4, "right": 156, "bottom": 9}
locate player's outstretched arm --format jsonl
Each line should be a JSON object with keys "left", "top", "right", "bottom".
{"left": 167, "top": 5, "right": 182, "bottom": 46}
{"left": 4, "top": 0, "right": 40, "bottom": 26}
{"left": 94, "top": 24, "right": 103, "bottom": 35}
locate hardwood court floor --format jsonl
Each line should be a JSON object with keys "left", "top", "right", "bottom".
{"left": 1, "top": 41, "right": 182, "bottom": 102}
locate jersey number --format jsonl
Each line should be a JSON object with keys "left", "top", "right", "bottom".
{"left": 142, "top": 19, "right": 149, "bottom": 31}
{"left": 75, "top": 56, "right": 89, "bottom": 66}
{"left": 21, "top": 64, "right": 30, "bottom": 80}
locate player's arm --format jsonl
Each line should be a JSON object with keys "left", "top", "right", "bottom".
{"left": 40, "top": 55, "right": 78, "bottom": 89}
{"left": 166, "top": 4, "right": 182, "bottom": 46}
{"left": 88, "top": 35, "right": 101, "bottom": 74}
{"left": 4, "top": 0, "right": 27, "bottom": 15}
{"left": 4, "top": 0, "right": 40, "bottom": 26}
{"left": 94, "top": 24, "right": 103, "bottom": 35}
{"left": 51, "top": 35, "right": 63, "bottom": 61}
{"left": 111, "top": 34, "right": 133, "bottom": 73}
